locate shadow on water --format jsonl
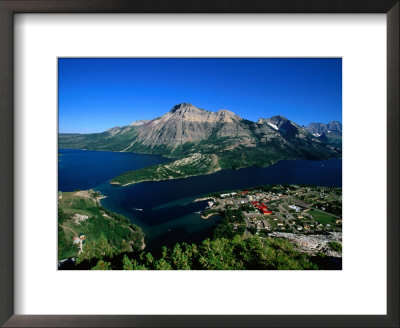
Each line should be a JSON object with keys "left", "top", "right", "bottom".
{"left": 311, "top": 256, "right": 342, "bottom": 270}
{"left": 147, "top": 215, "right": 221, "bottom": 256}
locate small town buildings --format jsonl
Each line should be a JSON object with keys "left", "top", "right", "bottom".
{"left": 288, "top": 205, "right": 302, "bottom": 212}
{"left": 247, "top": 210, "right": 259, "bottom": 216}
{"left": 262, "top": 220, "right": 270, "bottom": 230}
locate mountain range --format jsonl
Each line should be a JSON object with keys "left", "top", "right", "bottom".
{"left": 304, "top": 121, "right": 342, "bottom": 148}
{"left": 59, "top": 103, "right": 342, "bottom": 185}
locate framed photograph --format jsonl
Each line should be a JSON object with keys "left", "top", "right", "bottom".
{"left": 57, "top": 57, "right": 344, "bottom": 271}
{"left": 0, "top": 0, "right": 398, "bottom": 327}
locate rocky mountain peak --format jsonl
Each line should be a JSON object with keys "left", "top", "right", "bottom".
{"left": 165, "top": 103, "right": 242, "bottom": 124}
{"left": 257, "top": 115, "right": 307, "bottom": 138}
{"left": 170, "top": 103, "right": 203, "bottom": 114}
{"left": 258, "top": 115, "right": 290, "bottom": 129}
{"left": 216, "top": 108, "right": 241, "bottom": 123}
{"left": 217, "top": 109, "right": 235, "bottom": 116}
{"left": 268, "top": 115, "right": 289, "bottom": 123}
{"left": 60, "top": 102, "right": 342, "bottom": 165}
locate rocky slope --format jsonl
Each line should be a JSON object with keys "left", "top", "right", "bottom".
{"left": 59, "top": 103, "right": 341, "bottom": 184}
{"left": 269, "top": 231, "right": 342, "bottom": 257}
{"left": 305, "top": 121, "right": 342, "bottom": 136}
{"left": 305, "top": 121, "right": 342, "bottom": 148}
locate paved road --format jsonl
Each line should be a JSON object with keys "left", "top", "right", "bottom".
{"left": 278, "top": 204, "right": 288, "bottom": 213}
{"left": 60, "top": 224, "right": 77, "bottom": 236}
{"left": 243, "top": 214, "right": 251, "bottom": 228}
{"left": 302, "top": 212, "right": 314, "bottom": 220}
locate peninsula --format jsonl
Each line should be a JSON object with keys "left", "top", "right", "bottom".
{"left": 59, "top": 103, "right": 342, "bottom": 186}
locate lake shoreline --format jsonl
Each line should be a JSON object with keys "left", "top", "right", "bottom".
{"left": 59, "top": 149, "right": 342, "bottom": 252}
{"left": 110, "top": 157, "right": 341, "bottom": 187}
{"left": 201, "top": 212, "right": 219, "bottom": 220}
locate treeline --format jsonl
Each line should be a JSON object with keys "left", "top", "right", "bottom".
{"left": 213, "top": 208, "right": 246, "bottom": 239}
{"left": 71, "top": 234, "right": 321, "bottom": 270}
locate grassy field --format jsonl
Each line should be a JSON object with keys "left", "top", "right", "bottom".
{"left": 308, "top": 209, "right": 337, "bottom": 225}
{"left": 58, "top": 190, "right": 144, "bottom": 260}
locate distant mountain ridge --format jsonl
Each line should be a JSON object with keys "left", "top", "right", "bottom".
{"left": 305, "top": 121, "right": 342, "bottom": 148}
{"left": 305, "top": 121, "right": 342, "bottom": 136}
{"left": 59, "top": 103, "right": 342, "bottom": 185}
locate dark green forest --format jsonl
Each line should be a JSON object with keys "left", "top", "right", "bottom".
{"left": 66, "top": 234, "right": 328, "bottom": 270}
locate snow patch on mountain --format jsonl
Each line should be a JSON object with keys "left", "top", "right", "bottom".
{"left": 267, "top": 122, "right": 279, "bottom": 130}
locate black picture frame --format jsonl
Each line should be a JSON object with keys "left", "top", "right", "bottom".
{"left": 0, "top": 1, "right": 398, "bottom": 327}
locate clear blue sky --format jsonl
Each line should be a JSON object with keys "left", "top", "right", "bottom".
{"left": 59, "top": 58, "right": 342, "bottom": 133}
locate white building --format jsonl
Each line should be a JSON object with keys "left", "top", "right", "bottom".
{"left": 288, "top": 204, "right": 301, "bottom": 212}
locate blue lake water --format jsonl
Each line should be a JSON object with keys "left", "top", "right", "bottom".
{"left": 58, "top": 149, "right": 342, "bottom": 252}
{"left": 58, "top": 149, "right": 170, "bottom": 191}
